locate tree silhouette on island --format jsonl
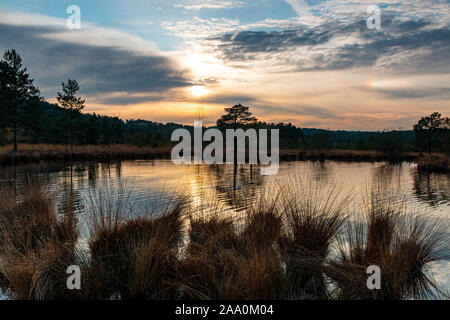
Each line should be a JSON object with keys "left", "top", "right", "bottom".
{"left": 57, "top": 79, "right": 85, "bottom": 150}
{"left": 217, "top": 104, "right": 257, "bottom": 131}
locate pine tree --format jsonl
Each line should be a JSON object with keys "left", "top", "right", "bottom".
{"left": 217, "top": 104, "right": 258, "bottom": 189}
{"left": 57, "top": 79, "right": 85, "bottom": 149}
{"left": 217, "top": 104, "right": 257, "bottom": 130}
{"left": 0, "top": 49, "right": 41, "bottom": 151}
{"left": 413, "top": 113, "right": 446, "bottom": 155}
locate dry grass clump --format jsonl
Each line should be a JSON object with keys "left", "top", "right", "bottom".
{"left": 179, "top": 207, "right": 286, "bottom": 300}
{"left": 177, "top": 184, "right": 353, "bottom": 300}
{"left": 0, "top": 182, "right": 79, "bottom": 299}
{"left": 84, "top": 187, "right": 186, "bottom": 300}
{"left": 237, "top": 205, "right": 286, "bottom": 299}
{"left": 0, "top": 181, "right": 186, "bottom": 300}
{"left": 276, "top": 180, "right": 352, "bottom": 299}
{"left": 324, "top": 189, "right": 449, "bottom": 300}
{"left": 179, "top": 213, "right": 245, "bottom": 299}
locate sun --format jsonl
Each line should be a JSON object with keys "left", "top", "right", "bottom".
{"left": 190, "top": 86, "right": 209, "bottom": 97}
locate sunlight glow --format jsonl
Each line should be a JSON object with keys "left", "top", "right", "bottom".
{"left": 190, "top": 85, "right": 209, "bottom": 97}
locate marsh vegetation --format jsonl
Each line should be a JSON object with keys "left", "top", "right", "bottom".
{"left": 0, "top": 171, "right": 447, "bottom": 300}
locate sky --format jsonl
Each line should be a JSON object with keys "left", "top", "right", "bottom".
{"left": 0, "top": 0, "right": 449, "bottom": 130}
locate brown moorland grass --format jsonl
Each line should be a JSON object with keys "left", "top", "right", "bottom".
{"left": 417, "top": 154, "right": 449, "bottom": 173}
{"left": 179, "top": 206, "right": 287, "bottom": 300}
{"left": 84, "top": 185, "right": 186, "bottom": 300}
{"left": 275, "top": 179, "right": 353, "bottom": 299}
{"left": 324, "top": 188, "right": 449, "bottom": 300}
{"left": 0, "top": 144, "right": 172, "bottom": 166}
{"left": 282, "top": 149, "right": 419, "bottom": 162}
{"left": 0, "top": 143, "right": 427, "bottom": 166}
{"left": 0, "top": 181, "right": 79, "bottom": 299}
{"left": 0, "top": 179, "right": 447, "bottom": 300}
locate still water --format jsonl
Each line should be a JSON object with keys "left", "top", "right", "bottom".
{"left": 0, "top": 160, "right": 449, "bottom": 294}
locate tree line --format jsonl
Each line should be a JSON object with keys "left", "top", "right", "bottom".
{"left": 0, "top": 49, "right": 448, "bottom": 155}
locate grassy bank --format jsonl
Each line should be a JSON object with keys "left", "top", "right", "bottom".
{"left": 418, "top": 154, "right": 449, "bottom": 173}
{"left": 0, "top": 144, "right": 425, "bottom": 166}
{"left": 281, "top": 149, "right": 419, "bottom": 162}
{"left": 0, "top": 180, "right": 447, "bottom": 300}
{"left": 0, "top": 144, "right": 172, "bottom": 166}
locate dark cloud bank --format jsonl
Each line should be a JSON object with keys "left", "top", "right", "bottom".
{"left": 0, "top": 23, "right": 192, "bottom": 99}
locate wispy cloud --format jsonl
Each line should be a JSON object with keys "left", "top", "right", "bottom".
{"left": 194, "top": 8, "right": 450, "bottom": 74}
{"left": 174, "top": 0, "right": 245, "bottom": 10}
{"left": 162, "top": 17, "right": 241, "bottom": 39}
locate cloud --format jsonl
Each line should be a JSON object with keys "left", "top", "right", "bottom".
{"left": 205, "top": 13, "right": 450, "bottom": 74}
{"left": 162, "top": 17, "right": 241, "bottom": 39}
{"left": 191, "top": 93, "right": 257, "bottom": 105}
{"left": 98, "top": 93, "right": 172, "bottom": 106}
{"left": 162, "top": 0, "right": 449, "bottom": 76}
{"left": 365, "top": 86, "right": 450, "bottom": 100}
{"left": 175, "top": 0, "right": 245, "bottom": 10}
{"left": 0, "top": 11, "right": 193, "bottom": 103}
{"left": 256, "top": 104, "right": 337, "bottom": 118}
{"left": 210, "top": 25, "right": 334, "bottom": 56}
{"left": 284, "top": 0, "right": 314, "bottom": 18}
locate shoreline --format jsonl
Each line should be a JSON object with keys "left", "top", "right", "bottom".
{"left": 0, "top": 144, "right": 448, "bottom": 172}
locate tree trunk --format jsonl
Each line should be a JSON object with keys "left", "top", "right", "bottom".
{"left": 428, "top": 133, "right": 432, "bottom": 155}
{"left": 233, "top": 119, "right": 237, "bottom": 190}
{"left": 13, "top": 121, "right": 17, "bottom": 152}
{"left": 69, "top": 113, "right": 73, "bottom": 151}
{"left": 13, "top": 100, "right": 18, "bottom": 152}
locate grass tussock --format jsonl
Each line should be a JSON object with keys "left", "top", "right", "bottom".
{"left": 179, "top": 202, "right": 286, "bottom": 300}
{"left": 277, "top": 180, "right": 352, "bottom": 299}
{"left": 0, "top": 179, "right": 447, "bottom": 300}
{"left": 85, "top": 187, "right": 186, "bottom": 300}
{"left": 0, "top": 182, "right": 79, "bottom": 299}
{"left": 324, "top": 188, "right": 449, "bottom": 300}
